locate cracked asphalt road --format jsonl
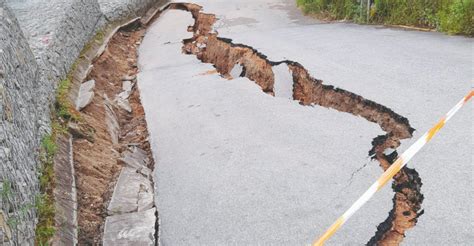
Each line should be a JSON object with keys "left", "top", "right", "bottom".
{"left": 138, "top": 1, "right": 472, "bottom": 245}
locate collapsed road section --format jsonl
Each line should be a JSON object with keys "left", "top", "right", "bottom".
{"left": 173, "top": 3, "right": 423, "bottom": 245}
{"left": 137, "top": 2, "right": 425, "bottom": 245}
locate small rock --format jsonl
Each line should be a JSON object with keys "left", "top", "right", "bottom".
{"left": 76, "top": 80, "right": 95, "bottom": 111}
{"left": 117, "top": 91, "right": 130, "bottom": 100}
{"left": 76, "top": 92, "right": 94, "bottom": 111}
{"left": 115, "top": 97, "right": 132, "bottom": 113}
{"left": 122, "top": 80, "right": 133, "bottom": 96}
{"left": 383, "top": 148, "right": 396, "bottom": 155}
{"left": 81, "top": 80, "right": 95, "bottom": 92}
{"left": 229, "top": 64, "right": 244, "bottom": 79}
{"left": 117, "top": 91, "right": 129, "bottom": 100}
{"left": 122, "top": 75, "right": 136, "bottom": 81}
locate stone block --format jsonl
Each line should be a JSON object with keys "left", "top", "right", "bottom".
{"left": 107, "top": 167, "right": 153, "bottom": 215}
{"left": 103, "top": 208, "right": 156, "bottom": 246}
{"left": 76, "top": 79, "right": 95, "bottom": 111}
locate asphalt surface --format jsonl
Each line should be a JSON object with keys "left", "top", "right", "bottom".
{"left": 138, "top": 1, "right": 473, "bottom": 245}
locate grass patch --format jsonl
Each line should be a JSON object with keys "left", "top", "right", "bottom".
{"left": 35, "top": 132, "right": 57, "bottom": 246}
{"left": 297, "top": 0, "right": 365, "bottom": 20}
{"left": 35, "top": 194, "right": 56, "bottom": 246}
{"left": 55, "top": 78, "right": 81, "bottom": 122}
{"left": 35, "top": 80, "right": 72, "bottom": 245}
{"left": 296, "top": 0, "right": 473, "bottom": 36}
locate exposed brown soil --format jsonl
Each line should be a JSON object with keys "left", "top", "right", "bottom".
{"left": 367, "top": 136, "right": 423, "bottom": 245}
{"left": 73, "top": 24, "right": 153, "bottom": 245}
{"left": 172, "top": 3, "right": 423, "bottom": 245}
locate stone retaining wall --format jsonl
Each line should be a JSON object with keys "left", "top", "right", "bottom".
{"left": 99, "top": 0, "right": 158, "bottom": 22}
{"left": 0, "top": 0, "right": 165, "bottom": 244}
{"left": 0, "top": 2, "right": 42, "bottom": 244}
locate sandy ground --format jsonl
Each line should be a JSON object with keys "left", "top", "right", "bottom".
{"left": 138, "top": 1, "right": 472, "bottom": 245}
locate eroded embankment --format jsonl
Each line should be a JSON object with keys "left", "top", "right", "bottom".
{"left": 168, "top": 3, "right": 424, "bottom": 245}
{"left": 72, "top": 20, "right": 157, "bottom": 244}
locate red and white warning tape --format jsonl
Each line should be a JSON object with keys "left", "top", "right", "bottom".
{"left": 313, "top": 90, "right": 473, "bottom": 246}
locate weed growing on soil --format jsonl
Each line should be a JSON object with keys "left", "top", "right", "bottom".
{"left": 35, "top": 194, "right": 56, "bottom": 245}
{"left": 35, "top": 133, "right": 57, "bottom": 245}
{"left": 55, "top": 79, "right": 80, "bottom": 122}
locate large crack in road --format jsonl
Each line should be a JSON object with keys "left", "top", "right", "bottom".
{"left": 161, "top": 2, "right": 424, "bottom": 245}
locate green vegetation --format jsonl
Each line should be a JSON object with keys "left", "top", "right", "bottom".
{"left": 296, "top": 0, "right": 473, "bottom": 36}
{"left": 297, "top": 0, "right": 363, "bottom": 20}
{"left": 35, "top": 58, "right": 79, "bottom": 246}
{"left": 35, "top": 133, "right": 57, "bottom": 245}
{"left": 35, "top": 91, "right": 71, "bottom": 245}
{"left": 1, "top": 180, "right": 12, "bottom": 200}
{"left": 55, "top": 78, "right": 81, "bottom": 122}
{"left": 35, "top": 194, "right": 56, "bottom": 246}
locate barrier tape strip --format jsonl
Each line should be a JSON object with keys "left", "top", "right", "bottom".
{"left": 313, "top": 90, "right": 473, "bottom": 246}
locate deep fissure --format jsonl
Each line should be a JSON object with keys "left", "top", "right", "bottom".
{"left": 164, "top": 2, "right": 424, "bottom": 245}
